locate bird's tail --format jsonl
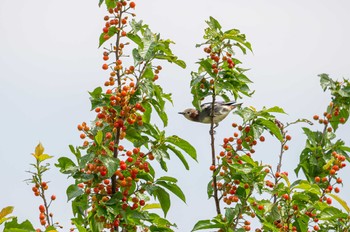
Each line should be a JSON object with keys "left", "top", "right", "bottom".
{"left": 223, "top": 101, "right": 243, "bottom": 107}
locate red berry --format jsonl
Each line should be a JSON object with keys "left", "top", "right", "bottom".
{"left": 340, "top": 117, "right": 346, "bottom": 124}
{"left": 286, "top": 135, "right": 292, "bottom": 140}
{"left": 259, "top": 136, "right": 265, "bottom": 142}
{"left": 51, "top": 195, "right": 56, "bottom": 201}
{"left": 326, "top": 197, "right": 332, "bottom": 205}
{"left": 120, "top": 162, "right": 127, "bottom": 170}
{"left": 139, "top": 199, "right": 145, "bottom": 206}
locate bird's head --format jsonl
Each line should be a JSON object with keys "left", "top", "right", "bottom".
{"left": 178, "top": 108, "right": 197, "bottom": 121}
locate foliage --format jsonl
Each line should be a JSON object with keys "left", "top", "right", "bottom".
{"left": 190, "top": 17, "right": 350, "bottom": 232}
{"left": 3, "top": 1, "right": 350, "bottom": 232}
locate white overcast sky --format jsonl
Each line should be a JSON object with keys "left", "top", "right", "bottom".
{"left": 1, "top": 0, "right": 350, "bottom": 231}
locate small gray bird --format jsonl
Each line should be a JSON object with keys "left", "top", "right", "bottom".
{"left": 179, "top": 101, "right": 242, "bottom": 128}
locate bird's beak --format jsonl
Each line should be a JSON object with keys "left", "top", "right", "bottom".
{"left": 178, "top": 112, "right": 185, "bottom": 115}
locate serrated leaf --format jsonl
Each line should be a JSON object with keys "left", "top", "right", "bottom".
{"left": 67, "top": 184, "right": 84, "bottom": 201}
{"left": 165, "top": 135, "right": 197, "bottom": 161}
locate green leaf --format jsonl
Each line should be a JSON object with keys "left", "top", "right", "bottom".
{"left": 198, "top": 59, "right": 215, "bottom": 77}
{"left": 208, "top": 16, "right": 222, "bottom": 30}
{"left": 165, "top": 135, "right": 197, "bottom": 161}
{"left": 293, "top": 214, "right": 309, "bottom": 232}
{"left": 157, "top": 176, "right": 178, "bottom": 183}
{"left": 150, "top": 99, "right": 168, "bottom": 127}
{"left": 55, "top": 157, "right": 77, "bottom": 174}
{"left": 319, "top": 73, "right": 335, "bottom": 91}
{"left": 69, "top": 145, "right": 81, "bottom": 161}
{"left": 318, "top": 206, "right": 348, "bottom": 220}
{"left": 127, "top": 33, "right": 143, "bottom": 47}
{"left": 105, "top": 0, "right": 116, "bottom": 10}
{"left": 256, "top": 118, "right": 283, "bottom": 142}
{"left": 4, "top": 218, "right": 35, "bottom": 232}
{"left": 156, "top": 181, "right": 186, "bottom": 203}
{"left": 45, "top": 226, "right": 58, "bottom": 232}
{"left": 132, "top": 48, "right": 143, "bottom": 63}
{"left": 154, "top": 187, "right": 171, "bottom": 217}
{"left": 191, "top": 219, "right": 222, "bottom": 231}
{"left": 142, "top": 101, "right": 152, "bottom": 123}
{"left": 98, "top": 0, "right": 104, "bottom": 7}
{"left": 67, "top": 184, "right": 84, "bottom": 201}
{"left": 99, "top": 156, "right": 118, "bottom": 176}
{"left": 89, "top": 86, "right": 103, "bottom": 98}
{"left": 95, "top": 130, "right": 103, "bottom": 146}
{"left": 263, "top": 106, "right": 287, "bottom": 114}
{"left": 166, "top": 144, "right": 190, "bottom": 170}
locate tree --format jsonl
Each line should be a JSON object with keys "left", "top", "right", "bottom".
{"left": 2, "top": 1, "right": 350, "bottom": 232}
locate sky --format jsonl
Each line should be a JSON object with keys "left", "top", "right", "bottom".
{"left": 1, "top": 0, "right": 350, "bottom": 231}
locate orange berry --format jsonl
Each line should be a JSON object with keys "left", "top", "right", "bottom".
{"left": 39, "top": 205, "right": 45, "bottom": 213}
{"left": 129, "top": 2, "right": 136, "bottom": 8}
{"left": 80, "top": 133, "right": 86, "bottom": 139}
{"left": 39, "top": 213, "right": 45, "bottom": 220}
{"left": 102, "top": 64, "right": 109, "bottom": 70}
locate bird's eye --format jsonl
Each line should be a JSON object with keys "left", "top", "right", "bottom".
{"left": 187, "top": 112, "right": 190, "bottom": 114}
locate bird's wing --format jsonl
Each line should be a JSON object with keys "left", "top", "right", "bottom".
{"left": 200, "top": 102, "right": 227, "bottom": 116}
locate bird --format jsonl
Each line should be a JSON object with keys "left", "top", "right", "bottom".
{"left": 179, "top": 101, "right": 242, "bottom": 128}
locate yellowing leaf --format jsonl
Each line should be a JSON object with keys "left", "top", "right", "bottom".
{"left": 323, "top": 157, "right": 335, "bottom": 170}
{"left": 328, "top": 193, "right": 350, "bottom": 213}
{"left": 0, "top": 206, "right": 13, "bottom": 220}
{"left": 32, "top": 143, "right": 53, "bottom": 161}
{"left": 141, "top": 203, "right": 161, "bottom": 211}
{"left": 33, "top": 142, "right": 44, "bottom": 158}
{"left": 249, "top": 106, "right": 257, "bottom": 112}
